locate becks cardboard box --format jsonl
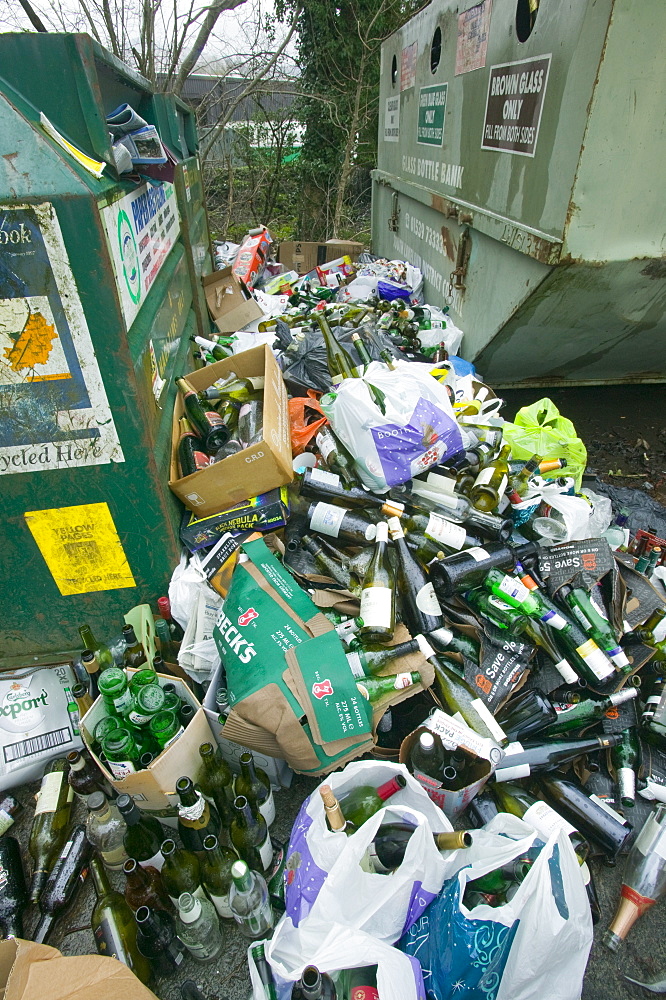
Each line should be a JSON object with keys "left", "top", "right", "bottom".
{"left": 168, "top": 345, "right": 293, "bottom": 517}
{"left": 202, "top": 265, "right": 264, "bottom": 333}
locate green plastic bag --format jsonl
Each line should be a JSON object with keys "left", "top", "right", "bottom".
{"left": 502, "top": 397, "right": 587, "bottom": 489}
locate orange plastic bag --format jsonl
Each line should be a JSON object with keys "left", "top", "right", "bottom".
{"left": 288, "top": 391, "right": 327, "bottom": 456}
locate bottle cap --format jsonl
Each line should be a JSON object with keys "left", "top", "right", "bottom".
{"left": 87, "top": 791, "right": 106, "bottom": 811}
{"left": 419, "top": 732, "right": 435, "bottom": 750}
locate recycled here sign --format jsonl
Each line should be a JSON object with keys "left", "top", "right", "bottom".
{"left": 417, "top": 84, "right": 448, "bottom": 146}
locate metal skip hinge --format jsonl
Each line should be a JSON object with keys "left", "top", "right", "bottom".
{"left": 447, "top": 226, "right": 471, "bottom": 297}
{"left": 388, "top": 189, "right": 400, "bottom": 232}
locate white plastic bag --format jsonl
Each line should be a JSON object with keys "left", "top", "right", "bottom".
{"left": 250, "top": 921, "right": 426, "bottom": 1000}
{"left": 167, "top": 551, "right": 206, "bottom": 629}
{"left": 524, "top": 478, "right": 611, "bottom": 544}
{"left": 321, "top": 360, "right": 463, "bottom": 491}
{"left": 400, "top": 813, "right": 593, "bottom": 1000}
{"left": 284, "top": 760, "right": 461, "bottom": 942}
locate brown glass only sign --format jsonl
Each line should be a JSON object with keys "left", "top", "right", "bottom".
{"left": 481, "top": 54, "right": 551, "bottom": 157}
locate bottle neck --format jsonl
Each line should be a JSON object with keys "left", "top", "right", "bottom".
{"left": 80, "top": 626, "right": 97, "bottom": 648}
{"left": 240, "top": 758, "right": 257, "bottom": 783}
{"left": 376, "top": 776, "right": 404, "bottom": 802}
{"left": 235, "top": 798, "right": 255, "bottom": 827}
{"left": 136, "top": 908, "right": 160, "bottom": 934}
{"left": 120, "top": 803, "right": 141, "bottom": 826}
{"left": 90, "top": 858, "right": 112, "bottom": 897}
{"left": 178, "top": 784, "right": 199, "bottom": 807}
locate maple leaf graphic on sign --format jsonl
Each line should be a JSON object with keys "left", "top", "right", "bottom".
{"left": 4, "top": 310, "right": 57, "bottom": 371}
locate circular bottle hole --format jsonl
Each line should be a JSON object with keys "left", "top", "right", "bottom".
{"left": 516, "top": 0, "right": 539, "bottom": 42}
{"left": 430, "top": 25, "right": 442, "bottom": 73}
{"left": 391, "top": 53, "right": 398, "bottom": 86}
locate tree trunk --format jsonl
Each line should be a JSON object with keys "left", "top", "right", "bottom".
{"left": 332, "top": 51, "right": 367, "bottom": 237}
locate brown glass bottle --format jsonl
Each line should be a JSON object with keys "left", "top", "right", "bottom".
{"left": 123, "top": 857, "right": 174, "bottom": 914}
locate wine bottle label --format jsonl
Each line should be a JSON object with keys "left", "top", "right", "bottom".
{"left": 553, "top": 659, "right": 578, "bottom": 684}
{"left": 316, "top": 432, "right": 335, "bottom": 461}
{"left": 415, "top": 634, "right": 436, "bottom": 660}
{"left": 259, "top": 830, "right": 273, "bottom": 869}
{"left": 101, "top": 843, "right": 129, "bottom": 869}
{"left": 470, "top": 698, "right": 507, "bottom": 744}
{"left": 163, "top": 726, "right": 185, "bottom": 749}
{"left": 205, "top": 411, "right": 225, "bottom": 429}
{"left": 425, "top": 514, "right": 466, "bottom": 550}
{"left": 465, "top": 547, "right": 490, "bottom": 561}
{"left": 309, "top": 502, "right": 348, "bottom": 538}
{"left": 168, "top": 884, "right": 205, "bottom": 906}
{"left": 139, "top": 850, "right": 165, "bottom": 871}
{"left": 112, "top": 689, "right": 132, "bottom": 713}
{"left": 415, "top": 582, "right": 442, "bottom": 616}
{"left": 617, "top": 767, "right": 636, "bottom": 804}
{"left": 494, "top": 742, "right": 531, "bottom": 782}
{"left": 259, "top": 788, "right": 276, "bottom": 827}
{"left": 360, "top": 586, "right": 393, "bottom": 629}
{"left": 179, "top": 794, "right": 207, "bottom": 822}
{"left": 496, "top": 574, "right": 530, "bottom": 603}
{"left": 523, "top": 801, "right": 577, "bottom": 839}
{"left": 128, "top": 710, "right": 152, "bottom": 726}
{"left": 94, "top": 917, "right": 130, "bottom": 963}
{"left": 588, "top": 794, "right": 629, "bottom": 827}
{"left": 107, "top": 759, "right": 137, "bottom": 780}
{"left": 633, "top": 810, "right": 666, "bottom": 857}
{"left": 575, "top": 640, "right": 614, "bottom": 680}
{"left": 310, "top": 468, "right": 339, "bottom": 486}
{"left": 392, "top": 672, "right": 414, "bottom": 691}
{"left": 347, "top": 651, "right": 366, "bottom": 680}
{"left": 34, "top": 771, "right": 64, "bottom": 815}
{"left": 472, "top": 467, "right": 496, "bottom": 488}
{"left": 207, "top": 890, "right": 233, "bottom": 918}
{"left": 351, "top": 988, "right": 379, "bottom": 1000}
{"left": 539, "top": 609, "right": 569, "bottom": 630}
{"left": 0, "top": 809, "right": 14, "bottom": 836}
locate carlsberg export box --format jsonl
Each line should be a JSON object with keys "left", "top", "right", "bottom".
{"left": 0, "top": 661, "right": 83, "bottom": 791}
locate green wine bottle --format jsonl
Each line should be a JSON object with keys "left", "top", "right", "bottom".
{"left": 558, "top": 583, "right": 629, "bottom": 670}
{"left": 469, "top": 444, "right": 511, "bottom": 512}
{"left": 28, "top": 758, "right": 74, "bottom": 902}
{"left": 431, "top": 658, "right": 508, "bottom": 745}
{"left": 197, "top": 742, "right": 234, "bottom": 827}
{"left": 316, "top": 314, "right": 357, "bottom": 386}
{"left": 491, "top": 782, "right": 589, "bottom": 862}
{"left": 388, "top": 516, "right": 444, "bottom": 635}
{"left": 465, "top": 589, "right": 532, "bottom": 633}
{"left": 235, "top": 752, "right": 275, "bottom": 827}
{"left": 538, "top": 688, "right": 637, "bottom": 738}
{"left": 483, "top": 568, "right": 570, "bottom": 630}
{"left": 200, "top": 834, "right": 237, "bottom": 919}
{"left": 90, "top": 855, "right": 152, "bottom": 984}
{"left": 306, "top": 501, "right": 378, "bottom": 546}
{"left": 116, "top": 794, "right": 166, "bottom": 869}
{"left": 610, "top": 728, "right": 640, "bottom": 807}
{"left": 160, "top": 839, "right": 206, "bottom": 907}
{"left": 301, "top": 534, "right": 359, "bottom": 593}
{"left": 356, "top": 671, "right": 421, "bottom": 703}
{"left": 176, "top": 776, "right": 221, "bottom": 855}
{"left": 315, "top": 425, "right": 358, "bottom": 487}
{"left": 426, "top": 627, "right": 481, "bottom": 664}
{"left": 359, "top": 521, "right": 395, "bottom": 642}
{"left": 230, "top": 796, "right": 272, "bottom": 873}
{"left": 78, "top": 624, "right": 114, "bottom": 671}
{"left": 175, "top": 376, "right": 229, "bottom": 452}
{"left": 337, "top": 774, "right": 407, "bottom": 828}
{"left": 345, "top": 638, "right": 420, "bottom": 678}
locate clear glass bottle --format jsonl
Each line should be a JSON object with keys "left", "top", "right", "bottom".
{"left": 176, "top": 891, "right": 224, "bottom": 963}
{"left": 603, "top": 805, "right": 666, "bottom": 951}
{"left": 86, "top": 792, "right": 128, "bottom": 871}
{"left": 228, "top": 860, "right": 274, "bottom": 939}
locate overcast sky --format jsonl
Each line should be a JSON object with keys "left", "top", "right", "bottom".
{"left": 0, "top": 0, "right": 296, "bottom": 76}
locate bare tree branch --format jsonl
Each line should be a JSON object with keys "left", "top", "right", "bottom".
{"left": 174, "top": 0, "right": 248, "bottom": 95}
{"left": 17, "top": 0, "right": 48, "bottom": 31}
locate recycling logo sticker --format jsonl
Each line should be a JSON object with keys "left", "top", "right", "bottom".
{"left": 117, "top": 208, "right": 141, "bottom": 305}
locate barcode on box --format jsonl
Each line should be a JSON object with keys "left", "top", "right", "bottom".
{"left": 3, "top": 727, "right": 71, "bottom": 763}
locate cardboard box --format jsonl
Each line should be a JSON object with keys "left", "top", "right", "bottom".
{"left": 202, "top": 266, "right": 264, "bottom": 334}
{"left": 278, "top": 239, "right": 364, "bottom": 275}
{"left": 399, "top": 708, "right": 503, "bottom": 820}
{"left": 180, "top": 486, "right": 289, "bottom": 551}
{"left": 0, "top": 938, "right": 158, "bottom": 1000}
{"left": 168, "top": 345, "right": 293, "bottom": 517}
{"left": 80, "top": 671, "right": 215, "bottom": 814}
{"left": 202, "top": 661, "right": 293, "bottom": 790}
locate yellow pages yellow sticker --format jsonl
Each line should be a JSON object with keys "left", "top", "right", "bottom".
{"left": 24, "top": 502, "right": 136, "bottom": 596}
